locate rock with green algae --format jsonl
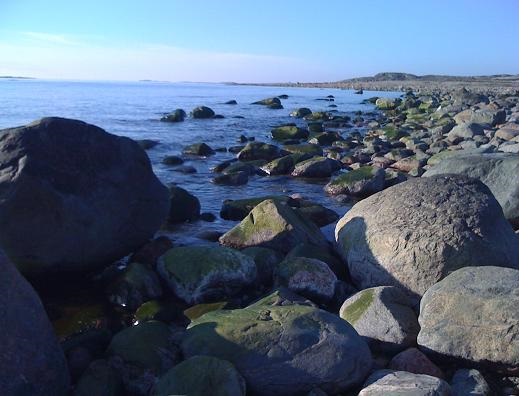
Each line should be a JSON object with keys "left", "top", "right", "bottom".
{"left": 106, "top": 320, "right": 173, "bottom": 373}
{"left": 308, "top": 131, "right": 342, "bottom": 146}
{"left": 73, "top": 359, "right": 122, "bottom": 396}
{"left": 237, "top": 141, "right": 283, "bottom": 161}
{"left": 291, "top": 156, "right": 340, "bottom": 178}
{"left": 375, "top": 97, "right": 402, "bottom": 110}
{"left": 271, "top": 125, "right": 309, "bottom": 140}
{"left": 151, "top": 356, "right": 246, "bottom": 396}
{"left": 182, "top": 142, "right": 215, "bottom": 156}
{"left": 157, "top": 245, "right": 257, "bottom": 304}
{"left": 181, "top": 293, "right": 372, "bottom": 396}
{"left": 190, "top": 106, "right": 215, "bottom": 119}
{"left": 160, "top": 108, "right": 186, "bottom": 122}
{"left": 241, "top": 246, "right": 284, "bottom": 284}
{"left": 134, "top": 300, "right": 185, "bottom": 324}
{"left": 273, "top": 257, "right": 337, "bottom": 302}
{"left": 260, "top": 153, "right": 312, "bottom": 175}
{"left": 251, "top": 97, "right": 282, "bottom": 106}
{"left": 290, "top": 107, "right": 312, "bottom": 118}
{"left": 184, "top": 301, "right": 228, "bottom": 321}
{"left": 324, "top": 166, "right": 385, "bottom": 197}
{"left": 219, "top": 199, "right": 329, "bottom": 254}
{"left": 339, "top": 286, "right": 419, "bottom": 354}
{"left": 220, "top": 195, "right": 293, "bottom": 220}
{"left": 286, "top": 243, "right": 347, "bottom": 280}
{"left": 283, "top": 143, "right": 324, "bottom": 156}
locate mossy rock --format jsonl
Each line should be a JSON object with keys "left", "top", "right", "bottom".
{"left": 324, "top": 166, "right": 385, "bottom": 197}
{"left": 242, "top": 246, "right": 284, "bottom": 284}
{"left": 106, "top": 321, "right": 171, "bottom": 372}
{"left": 251, "top": 97, "right": 282, "bottom": 106}
{"left": 282, "top": 143, "right": 323, "bottom": 156}
{"left": 161, "top": 109, "right": 186, "bottom": 122}
{"left": 340, "top": 289, "right": 375, "bottom": 325}
{"left": 305, "top": 111, "right": 331, "bottom": 121}
{"left": 237, "top": 142, "right": 283, "bottom": 162}
{"left": 382, "top": 125, "right": 408, "bottom": 141}
{"left": 134, "top": 300, "right": 184, "bottom": 324}
{"left": 157, "top": 245, "right": 257, "bottom": 304}
{"left": 290, "top": 107, "right": 312, "bottom": 118}
{"left": 307, "top": 122, "right": 324, "bottom": 133}
{"left": 53, "top": 303, "right": 109, "bottom": 341}
{"left": 308, "top": 131, "right": 342, "bottom": 146}
{"left": 182, "top": 142, "right": 215, "bottom": 156}
{"left": 190, "top": 106, "right": 215, "bottom": 119}
{"left": 152, "top": 356, "right": 246, "bottom": 396}
{"left": 291, "top": 156, "right": 340, "bottom": 178}
{"left": 220, "top": 195, "right": 292, "bottom": 220}
{"left": 260, "top": 153, "right": 310, "bottom": 175}
{"left": 184, "top": 301, "right": 228, "bottom": 321}
{"left": 219, "top": 199, "right": 328, "bottom": 254}
{"left": 271, "top": 125, "right": 309, "bottom": 141}
{"left": 181, "top": 300, "right": 372, "bottom": 395}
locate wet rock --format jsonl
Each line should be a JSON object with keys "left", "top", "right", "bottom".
{"left": 225, "top": 100, "right": 237, "bottom": 105}
{"left": 157, "top": 245, "right": 257, "bottom": 304}
{"left": 252, "top": 97, "right": 282, "bottom": 106}
{"left": 0, "top": 117, "right": 169, "bottom": 274}
{"left": 182, "top": 142, "right": 215, "bottom": 156}
{"left": 161, "top": 155, "right": 184, "bottom": 165}
{"left": 74, "top": 359, "right": 122, "bottom": 396}
{"left": 160, "top": 109, "right": 186, "bottom": 122}
{"left": 171, "top": 165, "right": 197, "bottom": 173}
{"left": 106, "top": 320, "right": 173, "bottom": 373}
{"left": 271, "top": 125, "right": 309, "bottom": 140}
{"left": 294, "top": 203, "right": 339, "bottom": 227}
{"left": 283, "top": 143, "right": 324, "bottom": 156}
{"left": 242, "top": 246, "right": 284, "bottom": 285}
{"left": 418, "top": 266, "right": 518, "bottom": 373}
{"left": 106, "top": 262, "right": 163, "bottom": 311}
{"left": 190, "top": 106, "right": 215, "bottom": 119}
{"left": 261, "top": 153, "right": 311, "bottom": 175}
{"left": 388, "top": 348, "right": 444, "bottom": 379}
{"left": 309, "top": 131, "right": 342, "bottom": 146}
{"left": 134, "top": 300, "right": 186, "bottom": 324}
{"left": 0, "top": 253, "right": 70, "bottom": 395}
{"left": 135, "top": 139, "right": 159, "bottom": 150}
{"left": 181, "top": 295, "right": 372, "bottom": 396}
{"left": 340, "top": 286, "right": 419, "bottom": 354}
{"left": 152, "top": 356, "right": 246, "bottom": 396}
{"left": 167, "top": 186, "right": 201, "bottom": 224}
{"left": 359, "top": 370, "right": 451, "bottom": 396}
{"left": 219, "top": 199, "right": 329, "bottom": 254}
{"left": 237, "top": 141, "right": 283, "bottom": 161}
{"left": 290, "top": 107, "right": 312, "bottom": 118}
{"left": 286, "top": 243, "right": 348, "bottom": 280}
{"left": 274, "top": 257, "right": 337, "bottom": 302}
{"left": 199, "top": 212, "right": 216, "bottom": 222}
{"left": 335, "top": 175, "right": 518, "bottom": 304}
{"left": 423, "top": 152, "right": 519, "bottom": 228}
{"left": 291, "top": 156, "right": 340, "bottom": 178}
{"left": 450, "top": 369, "right": 491, "bottom": 396}
{"left": 212, "top": 171, "right": 249, "bottom": 186}
{"left": 220, "top": 195, "right": 292, "bottom": 221}
{"left": 324, "top": 166, "right": 385, "bottom": 197}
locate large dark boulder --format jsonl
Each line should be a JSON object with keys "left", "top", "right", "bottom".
{"left": 0, "top": 118, "right": 170, "bottom": 274}
{"left": 0, "top": 251, "right": 70, "bottom": 395}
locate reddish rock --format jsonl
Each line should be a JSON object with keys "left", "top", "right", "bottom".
{"left": 388, "top": 347, "right": 444, "bottom": 379}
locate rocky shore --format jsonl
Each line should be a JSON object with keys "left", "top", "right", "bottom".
{"left": 0, "top": 83, "right": 519, "bottom": 396}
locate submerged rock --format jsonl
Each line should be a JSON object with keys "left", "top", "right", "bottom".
{"left": 152, "top": 356, "right": 246, "bottom": 396}
{"left": 182, "top": 142, "right": 215, "bottom": 156}
{"left": 290, "top": 107, "right": 312, "bottom": 118}
{"left": 418, "top": 266, "right": 519, "bottom": 373}
{"left": 0, "top": 252, "right": 70, "bottom": 396}
{"left": 0, "top": 117, "right": 169, "bottom": 274}
{"left": 160, "top": 109, "right": 186, "bottom": 122}
{"left": 219, "top": 199, "right": 329, "bottom": 254}
{"left": 181, "top": 295, "right": 372, "bottom": 395}
{"left": 335, "top": 175, "right": 518, "bottom": 304}
{"left": 190, "top": 106, "right": 215, "bottom": 119}
{"left": 212, "top": 171, "right": 249, "bottom": 186}
{"left": 157, "top": 245, "right": 257, "bottom": 304}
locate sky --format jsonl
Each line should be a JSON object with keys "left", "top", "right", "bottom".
{"left": 0, "top": 0, "right": 519, "bottom": 82}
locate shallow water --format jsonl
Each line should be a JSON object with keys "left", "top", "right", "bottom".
{"left": 0, "top": 79, "right": 402, "bottom": 243}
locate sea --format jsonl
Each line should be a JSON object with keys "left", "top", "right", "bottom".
{"left": 0, "top": 79, "right": 402, "bottom": 243}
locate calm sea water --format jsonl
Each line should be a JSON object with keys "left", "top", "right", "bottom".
{"left": 0, "top": 79, "right": 401, "bottom": 243}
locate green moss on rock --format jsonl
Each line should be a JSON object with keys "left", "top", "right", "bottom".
{"left": 341, "top": 289, "right": 375, "bottom": 325}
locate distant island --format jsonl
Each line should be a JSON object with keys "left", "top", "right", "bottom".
{"left": 236, "top": 72, "right": 519, "bottom": 94}
{"left": 0, "top": 76, "right": 35, "bottom": 80}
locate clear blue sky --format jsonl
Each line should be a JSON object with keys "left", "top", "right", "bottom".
{"left": 0, "top": 0, "right": 519, "bottom": 82}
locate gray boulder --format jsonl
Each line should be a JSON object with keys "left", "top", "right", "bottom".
{"left": 447, "top": 123, "right": 484, "bottom": 142}
{"left": 157, "top": 245, "right": 257, "bottom": 304}
{"left": 423, "top": 152, "right": 519, "bottom": 228}
{"left": 339, "top": 286, "right": 419, "bottom": 354}
{"left": 181, "top": 294, "right": 372, "bottom": 396}
{"left": 0, "top": 251, "right": 70, "bottom": 395}
{"left": 450, "top": 369, "right": 491, "bottom": 396}
{"left": 335, "top": 175, "right": 518, "bottom": 304}
{"left": 359, "top": 370, "right": 451, "bottom": 396}
{"left": 417, "top": 266, "right": 518, "bottom": 373}
{"left": 0, "top": 117, "right": 169, "bottom": 274}
{"left": 219, "top": 199, "right": 329, "bottom": 254}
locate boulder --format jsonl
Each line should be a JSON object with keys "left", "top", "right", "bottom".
{"left": 339, "top": 286, "right": 419, "bottom": 354}
{"left": 220, "top": 195, "right": 292, "bottom": 221}
{"left": 181, "top": 296, "right": 372, "bottom": 396}
{"left": 271, "top": 125, "right": 309, "bottom": 140}
{"left": 423, "top": 152, "right": 519, "bottom": 228}
{"left": 0, "top": 252, "right": 70, "bottom": 395}
{"left": 190, "top": 106, "right": 215, "bottom": 119}
{"left": 291, "top": 156, "right": 340, "bottom": 178}
{"left": 283, "top": 143, "right": 323, "bottom": 156}
{"left": 388, "top": 348, "right": 444, "bottom": 379}
{"left": 251, "top": 97, "right": 282, "bottom": 106}
{"left": 167, "top": 186, "right": 201, "bottom": 223}
{"left": 294, "top": 203, "right": 339, "bottom": 227}
{"left": 290, "top": 107, "right": 312, "bottom": 118}
{"left": 152, "top": 356, "right": 246, "bottom": 396}
{"left": 237, "top": 142, "right": 283, "bottom": 161}
{"left": 157, "top": 245, "right": 257, "bottom": 304}
{"left": 242, "top": 246, "right": 284, "bottom": 284}
{"left": 375, "top": 98, "right": 402, "bottom": 110}
{"left": 324, "top": 166, "right": 385, "bottom": 197}
{"left": 160, "top": 109, "right": 186, "bottom": 122}
{"left": 335, "top": 175, "right": 518, "bottom": 304}
{"left": 495, "top": 123, "right": 519, "bottom": 141}
{"left": 450, "top": 369, "right": 491, "bottom": 396}
{"left": 0, "top": 118, "right": 169, "bottom": 274}
{"left": 286, "top": 243, "right": 348, "bottom": 280}
{"left": 417, "top": 266, "right": 518, "bottom": 373}
{"left": 161, "top": 155, "right": 184, "bottom": 165}
{"left": 212, "top": 171, "right": 249, "bottom": 186}
{"left": 453, "top": 108, "right": 506, "bottom": 127}
{"left": 274, "top": 257, "right": 337, "bottom": 302}
{"left": 219, "top": 199, "right": 329, "bottom": 254}
{"left": 261, "top": 153, "right": 310, "bottom": 175}
{"left": 358, "top": 370, "right": 451, "bottom": 396}
{"left": 182, "top": 142, "right": 215, "bottom": 156}
{"left": 447, "top": 123, "right": 484, "bottom": 142}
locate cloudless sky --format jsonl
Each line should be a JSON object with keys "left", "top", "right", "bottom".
{"left": 0, "top": 0, "right": 519, "bottom": 82}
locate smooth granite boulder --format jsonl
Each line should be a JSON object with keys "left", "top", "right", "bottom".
{"left": 152, "top": 356, "right": 246, "bottom": 396}
{"left": 0, "top": 252, "right": 70, "bottom": 395}
{"left": 0, "top": 117, "right": 169, "bottom": 274}
{"left": 157, "top": 245, "right": 257, "bottom": 304}
{"left": 418, "top": 266, "right": 518, "bottom": 373}
{"left": 423, "top": 152, "right": 519, "bottom": 228}
{"left": 340, "top": 286, "right": 419, "bottom": 354}
{"left": 324, "top": 166, "right": 385, "bottom": 197}
{"left": 219, "top": 199, "right": 329, "bottom": 254}
{"left": 181, "top": 295, "right": 372, "bottom": 396}
{"left": 358, "top": 370, "right": 451, "bottom": 396}
{"left": 335, "top": 175, "right": 518, "bottom": 304}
